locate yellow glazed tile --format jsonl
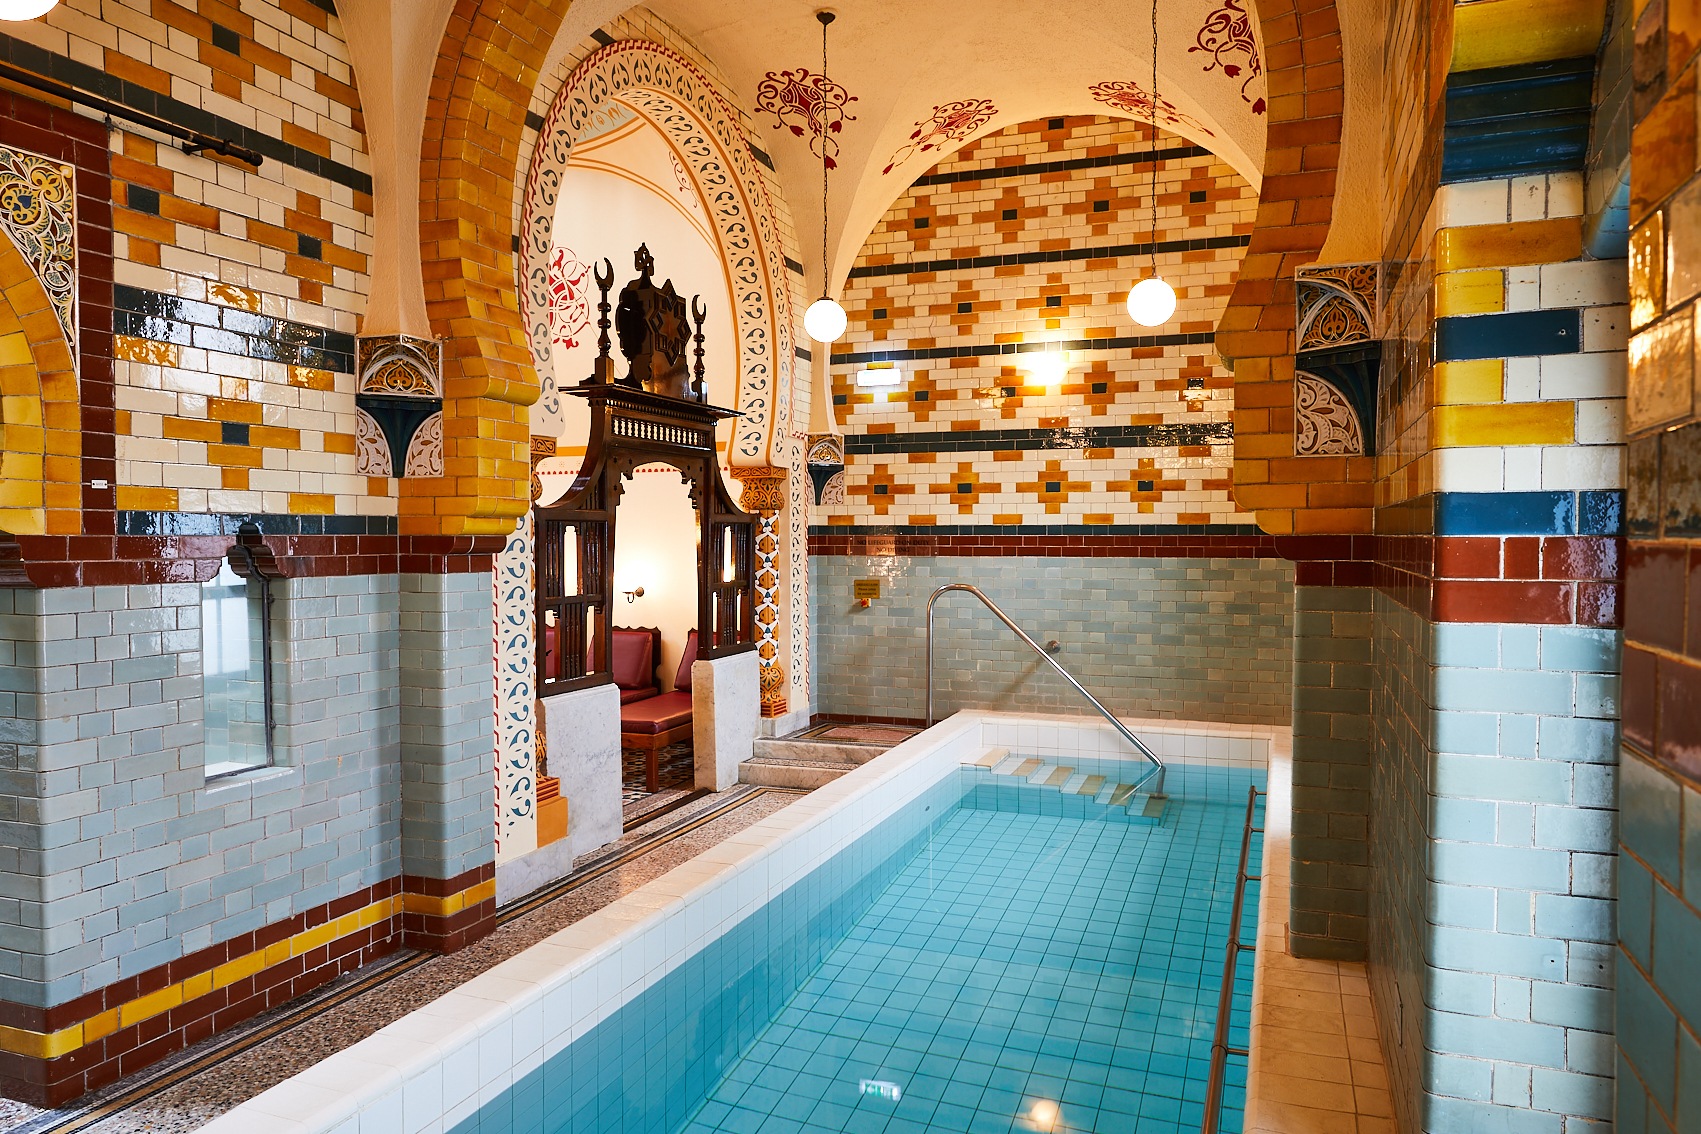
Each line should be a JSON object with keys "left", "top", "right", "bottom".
{"left": 208, "top": 282, "right": 261, "bottom": 312}
{"left": 181, "top": 970, "right": 213, "bottom": 1002}
{"left": 1435, "top": 270, "right": 1505, "bottom": 316}
{"left": 118, "top": 982, "right": 182, "bottom": 1028}
{"left": 0, "top": 332, "right": 29, "bottom": 367}
{"left": 115, "top": 486, "right": 178, "bottom": 511}
{"left": 1450, "top": 0, "right": 1608, "bottom": 72}
{"left": 81, "top": 1007, "right": 120, "bottom": 1043}
{"left": 1435, "top": 217, "right": 1583, "bottom": 272}
{"left": 288, "top": 492, "right": 335, "bottom": 514}
{"left": 213, "top": 949, "right": 265, "bottom": 989}
{"left": 1630, "top": 213, "right": 1664, "bottom": 330}
{"left": 1434, "top": 359, "right": 1504, "bottom": 405}
{"left": 115, "top": 336, "right": 180, "bottom": 366}
{"left": 1432, "top": 402, "right": 1575, "bottom": 447}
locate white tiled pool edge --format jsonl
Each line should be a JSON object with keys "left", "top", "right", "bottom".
{"left": 199, "top": 712, "right": 1279, "bottom": 1134}
{"left": 1242, "top": 730, "right": 1395, "bottom": 1133}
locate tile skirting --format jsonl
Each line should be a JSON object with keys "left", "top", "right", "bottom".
{"left": 0, "top": 869, "right": 499, "bottom": 1105}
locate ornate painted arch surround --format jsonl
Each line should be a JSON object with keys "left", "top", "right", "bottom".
{"left": 520, "top": 39, "right": 797, "bottom": 471}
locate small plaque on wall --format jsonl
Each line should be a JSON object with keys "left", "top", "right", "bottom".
{"left": 854, "top": 579, "right": 881, "bottom": 601}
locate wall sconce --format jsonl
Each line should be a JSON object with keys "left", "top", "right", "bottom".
{"left": 1027, "top": 352, "right": 1068, "bottom": 389}
{"left": 621, "top": 586, "right": 645, "bottom": 603}
{"left": 855, "top": 364, "right": 902, "bottom": 387}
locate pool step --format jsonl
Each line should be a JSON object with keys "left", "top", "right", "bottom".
{"left": 749, "top": 737, "right": 886, "bottom": 766}
{"left": 963, "top": 746, "right": 1167, "bottom": 821}
{"left": 738, "top": 755, "right": 861, "bottom": 790}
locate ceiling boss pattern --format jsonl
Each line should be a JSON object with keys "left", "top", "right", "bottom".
{"left": 882, "top": 99, "right": 998, "bottom": 175}
{"left": 1191, "top": 0, "right": 1266, "bottom": 115}
{"left": 754, "top": 67, "right": 859, "bottom": 168}
{"left": 0, "top": 147, "right": 76, "bottom": 356}
{"left": 1088, "top": 80, "right": 1215, "bottom": 137}
{"left": 523, "top": 40, "right": 795, "bottom": 469}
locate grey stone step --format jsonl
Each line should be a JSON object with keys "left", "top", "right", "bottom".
{"left": 751, "top": 737, "right": 888, "bottom": 765}
{"left": 738, "top": 756, "right": 859, "bottom": 789}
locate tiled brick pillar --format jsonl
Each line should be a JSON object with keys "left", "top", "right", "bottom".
{"left": 414, "top": 0, "right": 561, "bottom": 537}
{"left": 1620, "top": 0, "right": 1701, "bottom": 1127}
{"left": 399, "top": 572, "right": 496, "bottom": 951}
{"left": 1289, "top": 585, "right": 1373, "bottom": 959}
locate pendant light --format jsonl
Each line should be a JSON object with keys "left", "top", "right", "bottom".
{"left": 1126, "top": 0, "right": 1177, "bottom": 328}
{"left": 0, "top": 0, "right": 58, "bottom": 19}
{"left": 804, "top": 10, "right": 849, "bottom": 345}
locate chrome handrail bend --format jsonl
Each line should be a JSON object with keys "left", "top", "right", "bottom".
{"left": 924, "top": 583, "right": 1165, "bottom": 783}
{"left": 1202, "top": 784, "right": 1265, "bottom": 1134}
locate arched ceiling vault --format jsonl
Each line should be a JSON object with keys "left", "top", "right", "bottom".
{"left": 538, "top": 0, "right": 1270, "bottom": 300}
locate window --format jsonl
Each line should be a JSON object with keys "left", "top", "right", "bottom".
{"left": 201, "top": 557, "right": 273, "bottom": 778}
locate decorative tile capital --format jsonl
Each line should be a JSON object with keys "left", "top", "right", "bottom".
{"left": 357, "top": 334, "right": 443, "bottom": 397}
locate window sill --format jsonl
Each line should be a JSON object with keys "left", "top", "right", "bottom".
{"left": 203, "top": 763, "right": 298, "bottom": 795}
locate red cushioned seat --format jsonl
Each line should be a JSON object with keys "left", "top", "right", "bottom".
{"left": 619, "top": 690, "right": 693, "bottom": 734}
{"left": 611, "top": 628, "right": 658, "bottom": 703}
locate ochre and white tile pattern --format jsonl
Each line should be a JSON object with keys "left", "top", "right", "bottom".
{"left": 822, "top": 114, "right": 1257, "bottom": 528}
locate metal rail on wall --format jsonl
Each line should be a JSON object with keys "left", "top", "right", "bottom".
{"left": 923, "top": 583, "right": 1165, "bottom": 791}
{"left": 1202, "top": 784, "right": 1266, "bottom": 1134}
{"left": 0, "top": 59, "right": 263, "bottom": 166}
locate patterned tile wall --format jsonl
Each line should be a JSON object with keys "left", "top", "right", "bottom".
{"left": 3, "top": 0, "right": 376, "bottom": 521}
{"left": 819, "top": 114, "right": 1257, "bottom": 530}
{"left": 809, "top": 554, "right": 1293, "bottom": 727}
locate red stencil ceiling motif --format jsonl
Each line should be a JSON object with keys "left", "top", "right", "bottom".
{"left": 755, "top": 67, "right": 858, "bottom": 167}
{"left": 1191, "top": 0, "right": 1265, "bottom": 114}
{"left": 1088, "top": 80, "right": 1215, "bottom": 137}
{"left": 546, "top": 246, "right": 592, "bottom": 351}
{"left": 881, "top": 99, "right": 997, "bottom": 175}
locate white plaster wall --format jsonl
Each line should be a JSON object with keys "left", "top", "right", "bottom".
{"left": 610, "top": 471, "right": 699, "bottom": 691}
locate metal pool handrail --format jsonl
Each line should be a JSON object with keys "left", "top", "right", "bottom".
{"left": 923, "top": 583, "right": 1165, "bottom": 780}
{"left": 1202, "top": 784, "right": 1265, "bottom": 1134}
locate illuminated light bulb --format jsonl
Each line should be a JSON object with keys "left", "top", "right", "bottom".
{"left": 1127, "top": 276, "right": 1177, "bottom": 327}
{"left": 805, "top": 296, "right": 848, "bottom": 343}
{"left": 1028, "top": 352, "right": 1067, "bottom": 389}
{"left": 0, "top": 0, "right": 57, "bottom": 17}
{"left": 1029, "top": 1099, "right": 1060, "bottom": 1130}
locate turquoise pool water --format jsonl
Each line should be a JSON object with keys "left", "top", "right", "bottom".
{"left": 677, "top": 768, "right": 1263, "bottom": 1134}
{"left": 455, "top": 761, "right": 1262, "bottom": 1134}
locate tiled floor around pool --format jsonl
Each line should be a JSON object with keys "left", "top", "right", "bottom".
{"left": 680, "top": 779, "right": 1262, "bottom": 1134}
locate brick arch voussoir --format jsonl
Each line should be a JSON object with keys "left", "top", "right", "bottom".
{"left": 414, "top": 0, "right": 569, "bottom": 538}
{"left": 0, "top": 235, "right": 72, "bottom": 538}
{"left": 1217, "top": 0, "right": 1363, "bottom": 537}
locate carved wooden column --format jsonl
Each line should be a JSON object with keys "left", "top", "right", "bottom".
{"left": 730, "top": 466, "right": 789, "bottom": 717}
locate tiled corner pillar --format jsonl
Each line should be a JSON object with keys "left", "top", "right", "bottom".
{"left": 1289, "top": 584, "right": 1373, "bottom": 960}
{"left": 399, "top": 572, "right": 496, "bottom": 952}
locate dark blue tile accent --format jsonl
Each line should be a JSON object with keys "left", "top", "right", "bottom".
{"left": 746, "top": 142, "right": 774, "bottom": 171}
{"left": 842, "top": 422, "right": 1232, "bottom": 456}
{"left": 1434, "top": 309, "right": 1581, "bottom": 361}
{"left": 1578, "top": 490, "right": 1626, "bottom": 536}
{"left": 589, "top": 29, "right": 615, "bottom": 47}
{"left": 1435, "top": 492, "right": 1575, "bottom": 535}
{"left": 832, "top": 330, "right": 1217, "bottom": 366}
{"left": 116, "top": 285, "right": 356, "bottom": 373}
{"left": 127, "top": 186, "right": 160, "bottom": 215}
{"left": 845, "top": 234, "right": 1250, "bottom": 283}
{"left": 794, "top": 346, "right": 812, "bottom": 362}
{"left": 118, "top": 511, "right": 398, "bottom": 537}
{"left": 0, "top": 32, "right": 372, "bottom": 194}
{"left": 808, "top": 523, "right": 1267, "bottom": 538}
{"left": 523, "top": 110, "right": 545, "bottom": 133}
{"left": 1443, "top": 57, "right": 1594, "bottom": 183}
{"left": 909, "top": 143, "right": 1212, "bottom": 189}
{"left": 784, "top": 257, "right": 804, "bottom": 276}
{"left": 220, "top": 422, "right": 249, "bottom": 446}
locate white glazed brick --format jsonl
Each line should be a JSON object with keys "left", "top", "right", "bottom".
{"left": 1539, "top": 352, "right": 1627, "bottom": 400}
{"left": 1541, "top": 261, "right": 1629, "bottom": 310}
{"left": 1541, "top": 445, "right": 1625, "bottom": 491}
{"left": 1437, "top": 179, "right": 1511, "bottom": 228}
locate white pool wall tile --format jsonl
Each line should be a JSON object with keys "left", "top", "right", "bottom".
{"left": 201, "top": 711, "right": 1265, "bottom": 1134}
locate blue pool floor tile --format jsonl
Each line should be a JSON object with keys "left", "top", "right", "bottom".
{"left": 676, "top": 785, "right": 1262, "bottom": 1134}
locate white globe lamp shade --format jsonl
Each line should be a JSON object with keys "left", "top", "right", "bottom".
{"left": 0, "top": 0, "right": 58, "bottom": 19}
{"left": 1127, "top": 276, "right": 1177, "bottom": 328}
{"left": 804, "top": 297, "right": 847, "bottom": 344}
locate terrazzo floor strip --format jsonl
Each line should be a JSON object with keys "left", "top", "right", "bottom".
{"left": 0, "top": 786, "right": 805, "bottom": 1134}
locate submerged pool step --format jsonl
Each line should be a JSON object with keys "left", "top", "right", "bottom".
{"left": 963, "top": 748, "right": 1168, "bottom": 822}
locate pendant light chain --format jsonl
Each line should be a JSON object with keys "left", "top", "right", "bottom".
{"left": 1150, "top": 0, "right": 1158, "bottom": 277}
{"left": 822, "top": 13, "right": 830, "bottom": 280}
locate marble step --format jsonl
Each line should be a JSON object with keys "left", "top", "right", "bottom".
{"left": 738, "top": 755, "right": 859, "bottom": 790}
{"left": 750, "top": 737, "right": 888, "bottom": 765}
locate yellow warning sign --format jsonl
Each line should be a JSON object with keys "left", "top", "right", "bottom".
{"left": 854, "top": 579, "right": 881, "bottom": 600}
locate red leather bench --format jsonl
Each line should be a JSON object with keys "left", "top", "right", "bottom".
{"left": 621, "top": 630, "right": 698, "bottom": 791}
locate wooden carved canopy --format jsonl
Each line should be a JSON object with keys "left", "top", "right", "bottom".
{"left": 535, "top": 245, "right": 757, "bottom": 698}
